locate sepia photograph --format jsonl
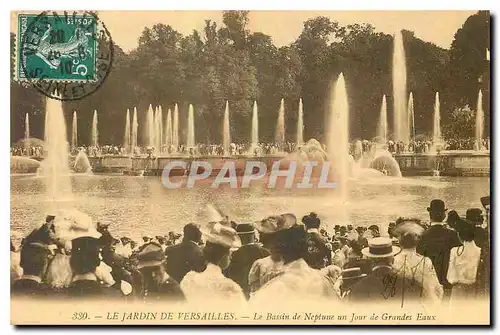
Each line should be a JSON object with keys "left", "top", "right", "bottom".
{"left": 9, "top": 9, "right": 491, "bottom": 325}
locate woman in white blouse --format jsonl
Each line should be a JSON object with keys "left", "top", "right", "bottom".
{"left": 447, "top": 220, "right": 481, "bottom": 302}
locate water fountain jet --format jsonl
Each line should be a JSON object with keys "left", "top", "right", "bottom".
{"left": 223, "top": 101, "right": 231, "bottom": 155}
{"left": 393, "top": 31, "right": 409, "bottom": 143}
{"left": 71, "top": 111, "right": 77, "bottom": 150}
{"left": 297, "top": 98, "right": 304, "bottom": 147}
{"left": 91, "top": 110, "right": 98, "bottom": 147}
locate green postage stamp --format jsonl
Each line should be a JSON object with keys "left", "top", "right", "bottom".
{"left": 17, "top": 12, "right": 97, "bottom": 81}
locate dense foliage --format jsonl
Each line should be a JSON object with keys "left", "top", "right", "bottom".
{"left": 10, "top": 11, "right": 490, "bottom": 145}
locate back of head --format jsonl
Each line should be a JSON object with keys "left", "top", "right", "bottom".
{"left": 183, "top": 223, "right": 202, "bottom": 243}
{"left": 428, "top": 199, "right": 446, "bottom": 222}
{"left": 455, "top": 220, "right": 475, "bottom": 242}
{"left": 446, "top": 210, "right": 460, "bottom": 228}
{"left": 302, "top": 212, "right": 320, "bottom": 230}
{"left": 399, "top": 232, "right": 420, "bottom": 249}
{"left": 203, "top": 241, "right": 230, "bottom": 268}
{"left": 276, "top": 225, "right": 307, "bottom": 264}
{"left": 70, "top": 237, "right": 101, "bottom": 275}
{"left": 20, "top": 243, "right": 50, "bottom": 277}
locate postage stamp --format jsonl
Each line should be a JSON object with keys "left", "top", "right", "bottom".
{"left": 16, "top": 11, "right": 113, "bottom": 101}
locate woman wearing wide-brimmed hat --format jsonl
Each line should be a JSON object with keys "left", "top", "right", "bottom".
{"left": 249, "top": 217, "right": 338, "bottom": 306}
{"left": 180, "top": 221, "right": 246, "bottom": 306}
{"left": 247, "top": 214, "right": 296, "bottom": 296}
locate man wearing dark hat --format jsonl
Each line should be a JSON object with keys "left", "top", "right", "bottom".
{"left": 225, "top": 223, "right": 270, "bottom": 299}
{"left": 465, "top": 208, "right": 488, "bottom": 249}
{"left": 67, "top": 237, "right": 123, "bottom": 299}
{"left": 11, "top": 243, "right": 52, "bottom": 297}
{"left": 417, "top": 199, "right": 461, "bottom": 299}
{"left": 302, "top": 213, "right": 331, "bottom": 270}
{"left": 165, "top": 223, "right": 205, "bottom": 283}
{"left": 348, "top": 237, "right": 425, "bottom": 304}
{"left": 135, "top": 242, "right": 185, "bottom": 302}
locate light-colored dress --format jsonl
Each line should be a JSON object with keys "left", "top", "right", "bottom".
{"left": 181, "top": 263, "right": 246, "bottom": 307}
{"left": 248, "top": 256, "right": 284, "bottom": 296}
{"left": 249, "top": 258, "right": 339, "bottom": 306}
{"left": 393, "top": 248, "right": 443, "bottom": 301}
{"left": 447, "top": 241, "right": 481, "bottom": 301}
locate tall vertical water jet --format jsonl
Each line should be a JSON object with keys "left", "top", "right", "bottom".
{"left": 91, "top": 110, "right": 98, "bottom": 147}
{"left": 251, "top": 101, "right": 259, "bottom": 151}
{"left": 158, "top": 106, "right": 163, "bottom": 153}
{"left": 327, "top": 73, "right": 349, "bottom": 203}
{"left": 165, "top": 108, "right": 172, "bottom": 150}
{"left": 124, "top": 109, "right": 131, "bottom": 154}
{"left": 297, "top": 98, "right": 304, "bottom": 146}
{"left": 24, "top": 113, "right": 30, "bottom": 155}
{"left": 275, "top": 98, "right": 285, "bottom": 144}
{"left": 476, "top": 89, "right": 484, "bottom": 150}
{"left": 71, "top": 111, "right": 77, "bottom": 150}
{"left": 187, "top": 104, "right": 195, "bottom": 148}
{"left": 40, "top": 94, "right": 72, "bottom": 202}
{"left": 432, "top": 92, "right": 442, "bottom": 151}
{"left": 407, "top": 92, "right": 415, "bottom": 140}
{"left": 131, "top": 107, "right": 138, "bottom": 154}
{"left": 223, "top": 101, "right": 231, "bottom": 155}
{"left": 377, "top": 95, "right": 388, "bottom": 143}
{"left": 173, "top": 103, "right": 179, "bottom": 151}
{"left": 393, "top": 31, "right": 409, "bottom": 143}
{"left": 146, "top": 104, "right": 154, "bottom": 147}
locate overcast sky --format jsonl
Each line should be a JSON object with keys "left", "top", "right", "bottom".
{"left": 12, "top": 10, "right": 477, "bottom": 52}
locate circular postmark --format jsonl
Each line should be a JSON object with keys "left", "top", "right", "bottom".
{"left": 18, "top": 10, "right": 113, "bottom": 101}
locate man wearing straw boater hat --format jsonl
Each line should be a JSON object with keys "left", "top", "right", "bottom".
{"left": 250, "top": 214, "right": 338, "bottom": 305}
{"left": 180, "top": 221, "right": 246, "bottom": 305}
{"left": 225, "top": 223, "right": 270, "bottom": 299}
{"left": 348, "top": 237, "right": 425, "bottom": 304}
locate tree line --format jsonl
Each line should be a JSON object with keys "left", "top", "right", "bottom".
{"left": 10, "top": 10, "right": 490, "bottom": 146}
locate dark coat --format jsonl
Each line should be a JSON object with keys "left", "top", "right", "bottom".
{"left": 141, "top": 277, "right": 186, "bottom": 302}
{"left": 348, "top": 265, "right": 424, "bottom": 304}
{"left": 225, "top": 244, "right": 270, "bottom": 298}
{"left": 165, "top": 240, "right": 205, "bottom": 283}
{"left": 416, "top": 224, "right": 461, "bottom": 287}
{"left": 304, "top": 231, "right": 332, "bottom": 270}
{"left": 11, "top": 278, "right": 51, "bottom": 298}
{"left": 66, "top": 280, "right": 123, "bottom": 300}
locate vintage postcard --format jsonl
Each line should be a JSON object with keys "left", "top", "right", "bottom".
{"left": 10, "top": 10, "right": 490, "bottom": 325}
